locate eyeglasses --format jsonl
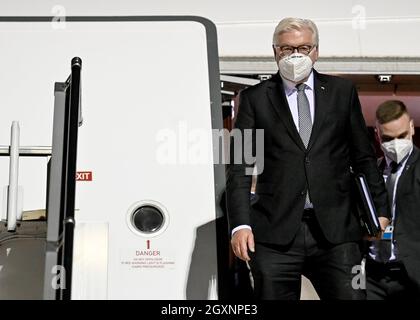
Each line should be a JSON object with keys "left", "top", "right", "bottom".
{"left": 273, "top": 44, "right": 315, "bottom": 56}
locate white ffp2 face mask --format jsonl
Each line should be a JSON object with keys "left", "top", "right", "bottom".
{"left": 381, "top": 138, "right": 413, "bottom": 164}
{"left": 278, "top": 53, "right": 313, "bottom": 83}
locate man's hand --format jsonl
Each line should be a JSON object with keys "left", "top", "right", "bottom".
{"left": 231, "top": 229, "right": 255, "bottom": 261}
{"left": 379, "top": 217, "right": 391, "bottom": 232}
{"left": 365, "top": 217, "right": 391, "bottom": 241}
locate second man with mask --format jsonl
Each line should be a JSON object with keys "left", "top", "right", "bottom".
{"left": 226, "top": 17, "right": 390, "bottom": 300}
{"left": 366, "top": 100, "right": 420, "bottom": 299}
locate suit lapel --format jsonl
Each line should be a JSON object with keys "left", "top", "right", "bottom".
{"left": 307, "top": 71, "right": 330, "bottom": 151}
{"left": 266, "top": 73, "right": 305, "bottom": 150}
{"left": 397, "top": 146, "right": 420, "bottom": 197}
{"left": 403, "top": 146, "right": 419, "bottom": 169}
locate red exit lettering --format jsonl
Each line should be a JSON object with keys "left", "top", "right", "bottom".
{"left": 76, "top": 171, "right": 93, "bottom": 181}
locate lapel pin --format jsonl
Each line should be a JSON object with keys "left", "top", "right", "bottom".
{"left": 321, "top": 86, "right": 325, "bottom": 90}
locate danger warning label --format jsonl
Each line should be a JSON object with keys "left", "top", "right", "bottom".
{"left": 120, "top": 247, "right": 175, "bottom": 270}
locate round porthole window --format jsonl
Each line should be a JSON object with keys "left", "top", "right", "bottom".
{"left": 132, "top": 206, "right": 164, "bottom": 233}
{"left": 127, "top": 201, "right": 169, "bottom": 237}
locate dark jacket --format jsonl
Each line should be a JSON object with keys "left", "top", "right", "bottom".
{"left": 384, "top": 146, "right": 420, "bottom": 290}
{"left": 226, "top": 70, "right": 389, "bottom": 246}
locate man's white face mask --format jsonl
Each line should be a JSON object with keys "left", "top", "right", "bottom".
{"left": 381, "top": 138, "right": 413, "bottom": 164}
{"left": 278, "top": 53, "right": 313, "bottom": 83}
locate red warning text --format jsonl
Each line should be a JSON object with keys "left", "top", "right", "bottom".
{"left": 76, "top": 171, "right": 93, "bottom": 181}
{"left": 136, "top": 250, "right": 160, "bottom": 256}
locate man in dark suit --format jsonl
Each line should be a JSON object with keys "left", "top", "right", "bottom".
{"left": 366, "top": 100, "right": 420, "bottom": 299}
{"left": 226, "top": 17, "right": 390, "bottom": 300}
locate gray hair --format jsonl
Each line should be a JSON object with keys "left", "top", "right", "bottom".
{"left": 272, "top": 17, "right": 319, "bottom": 46}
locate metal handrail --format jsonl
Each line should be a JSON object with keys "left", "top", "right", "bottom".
{"left": 0, "top": 146, "right": 52, "bottom": 157}
{"left": 7, "top": 122, "right": 20, "bottom": 231}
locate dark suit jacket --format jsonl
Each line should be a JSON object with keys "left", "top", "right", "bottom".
{"left": 382, "top": 146, "right": 420, "bottom": 290}
{"left": 226, "top": 70, "right": 390, "bottom": 246}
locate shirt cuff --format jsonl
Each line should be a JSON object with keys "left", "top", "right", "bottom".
{"left": 232, "top": 225, "right": 252, "bottom": 237}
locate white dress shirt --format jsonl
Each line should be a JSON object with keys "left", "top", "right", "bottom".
{"left": 232, "top": 72, "right": 315, "bottom": 236}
